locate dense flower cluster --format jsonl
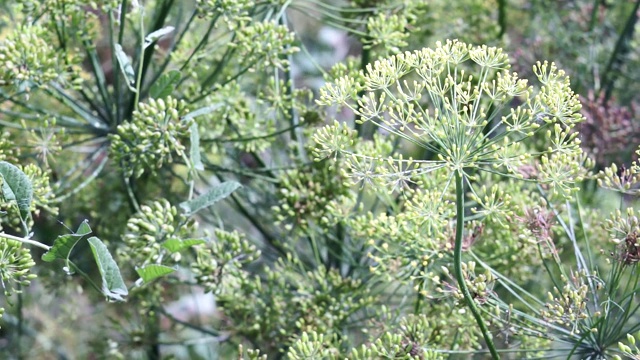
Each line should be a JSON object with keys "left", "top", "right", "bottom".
{"left": 0, "top": 239, "right": 36, "bottom": 297}
{"left": 540, "top": 272, "right": 590, "bottom": 335}
{"left": 604, "top": 207, "right": 640, "bottom": 265}
{"left": 191, "top": 229, "right": 259, "bottom": 294}
{"left": 117, "top": 199, "right": 197, "bottom": 266}
{"left": 195, "top": 0, "right": 252, "bottom": 24}
{"left": 232, "top": 21, "right": 299, "bottom": 70}
{"left": 0, "top": 25, "right": 62, "bottom": 93}
{"left": 273, "top": 160, "right": 351, "bottom": 232}
{"left": 598, "top": 145, "right": 640, "bottom": 195}
{"left": 316, "top": 40, "right": 587, "bottom": 201}
{"left": 110, "top": 97, "right": 191, "bottom": 178}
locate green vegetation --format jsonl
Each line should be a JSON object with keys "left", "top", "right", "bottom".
{"left": 1, "top": 1, "right": 640, "bottom": 359}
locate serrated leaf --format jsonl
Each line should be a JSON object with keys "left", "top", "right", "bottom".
{"left": 114, "top": 44, "right": 137, "bottom": 92}
{"left": 189, "top": 123, "right": 204, "bottom": 171}
{"left": 180, "top": 104, "right": 223, "bottom": 122}
{"left": 149, "top": 70, "right": 180, "bottom": 98}
{"left": 41, "top": 221, "right": 92, "bottom": 271}
{"left": 0, "top": 161, "right": 33, "bottom": 222}
{"left": 87, "top": 236, "right": 128, "bottom": 302}
{"left": 144, "top": 26, "right": 175, "bottom": 49}
{"left": 179, "top": 181, "right": 241, "bottom": 215}
{"left": 162, "top": 238, "right": 206, "bottom": 254}
{"left": 136, "top": 264, "right": 176, "bottom": 283}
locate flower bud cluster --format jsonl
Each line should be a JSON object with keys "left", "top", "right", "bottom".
{"left": 232, "top": 21, "right": 299, "bottom": 70}
{"left": 118, "top": 199, "right": 196, "bottom": 266}
{"left": 604, "top": 208, "right": 640, "bottom": 265}
{"left": 0, "top": 239, "right": 37, "bottom": 298}
{"left": 0, "top": 132, "right": 19, "bottom": 163}
{"left": 286, "top": 331, "right": 340, "bottom": 360}
{"left": 615, "top": 332, "right": 640, "bottom": 360}
{"left": 110, "top": 97, "right": 190, "bottom": 178}
{"left": 0, "top": 25, "right": 61, "bottom": 93}
{"left": 598, "top": 146, "right": 640, "bottom": 195}
{"left": 540, "top": 272, "right": 589, "bottom": 334}
{"left": 364, "top": 13, "right": 409, "bottom": 54}
{"left": 217, "top": 257, "right": 376, "bottom": 354}
{"left": 273, "top": 160, "right": 350, "bottom": 232}
{"left": 196, "top": 0, "right": 252, "bottom": 24}
{"left": 191, "top": 229, "right": 260, "bottom": 294}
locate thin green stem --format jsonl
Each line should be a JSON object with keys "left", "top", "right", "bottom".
{"left": 133, "top": 7, "right": 146, "bottom": 110}
{"left": 0, "top": 232, "right": 50, "bottom": 251}
{"left": 497, "top": 0, "right": 507, "bottom": 38}
{"left": 599, "top": 0, "right": 640, "bottom": 102}
{"left": 454, "top": 170, "right": 499, "bottom": 359}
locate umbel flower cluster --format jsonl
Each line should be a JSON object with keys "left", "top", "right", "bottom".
{"left": 314, "top": 39, "right": 591, "bottom": 357}
{"left": 315, "top": 39, "right": 589, "bottom": 202}
{"left": 0, "top": 25, "right": 66, "bottom": 93}
{"left": 117, "top": 199, "right": 197, "bottom": 266}
{"left": 110, "top": 97, "right": 191, "bottom": 178}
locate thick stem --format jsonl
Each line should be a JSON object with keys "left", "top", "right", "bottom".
{"left": 454, "top": 170, "right": 500, "bottom": 359}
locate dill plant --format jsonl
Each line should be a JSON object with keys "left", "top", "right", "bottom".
{"left": 314, "top": 39, "right": 589, "bottom": 358}
{"left": 0, "top": 0, "right": 638, "bottom": 359}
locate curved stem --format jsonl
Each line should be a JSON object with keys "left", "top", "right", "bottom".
{"left": 454, "top": 170, "right": 500, "bottom": 359}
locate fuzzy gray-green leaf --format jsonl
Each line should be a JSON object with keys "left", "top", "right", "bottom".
{"left": 0, "top": 161, "right": 33, "bottom": 222}
{"left": 179, "top": 181, "right": 242, "bottom": 215}
{"left": 162, "top": 238, "right": 206, "bottom": 254}
{"left": 87, "top": 236, "right": 128, "bottom": 302}
{"left": 189, "top": 123, "right": 204, "bottom": 171}
{"left": 144, "top": 26, "right": 175, "bottom": 49}
{"left": 136, "top": 264, "right": 176, "bottom": 283}
{"left": 114, "top": 44, "right": 137, "bottom": 92}
{"left": 42, "top": 220, "right": 92, "bottom": 266}
{"left": 150, "top": 70, "right": 180, "bottom": 98}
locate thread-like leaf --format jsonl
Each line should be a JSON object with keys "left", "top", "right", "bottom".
{"left": 87, "top": 236, "right": 128, "bottom": 302}
{"left": 149, "top": 70, "right": 180, "bottom": 98}
{"left": 0, "top": 161, "right": 33, "bottom": 222}
{"left": 179, "top": 181, "right": 242, "bottom": 215}
{"left": 136, "top": 264, "right": 176, "bottom": 283}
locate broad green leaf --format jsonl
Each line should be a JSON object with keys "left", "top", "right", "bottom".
{"left": 0, "top": 161, "right": 33, "bottom": 222}
{"left": 87, "top": 236, "right": 128, "bottom": 302}
{"left": 149, "top": 69, "right": 180, "bottom": 98}
{"left": 180, "top": 104, "right": 223, "bottom": 122}
{"left": 189, "top": 123, "right": 204, "bottom": 171}
{"left": 114, "top": 44, "right": 137, "bottom": 92}
{"left": 41, "top": 221, "right": 92, "bottom": 271}
{"left": 144, "top": 26, "right": 175, "bottom": 49}
{"left": 162, "top": 238, "right": 206, "bottom": 254}
{"left": 179, "top": 181, "right": 242, "bottom": 215}
{"left": 136, "top": 264, "right": 175, "bottom": 283}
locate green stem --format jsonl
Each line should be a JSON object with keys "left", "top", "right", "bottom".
{"left": 0, "top": 232, "right": 50, "bottom": 251}
{"left": 355, "top": 43, "right": 371, "bottom": 136}
{"left": 17, "top": 288, "right": 23, "bottom": 360}
{"left": 599, "top": 0, "right": 640, "bottom": 102}
{"left": 497, "top": 0, "right": 507, "bottom": 38}
{"left": 454, "top": 170, "right": 499, "bottom": 359}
